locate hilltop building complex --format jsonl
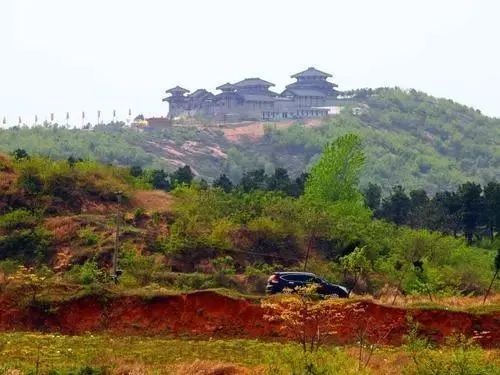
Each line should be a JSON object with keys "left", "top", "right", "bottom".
{"left": 163, "top": 67, "right": 343, "bottom": 122}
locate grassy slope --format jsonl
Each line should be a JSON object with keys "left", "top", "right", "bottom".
{"left": 0, "top": 88, "right": 498, "bottom": 192}
{"left": 259, "top": 88, "right": 500, "bottom": 192}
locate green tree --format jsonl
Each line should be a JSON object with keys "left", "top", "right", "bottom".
{"left": 150, "top": 169, "right": 170, "bottom": 190}
{"left": 379, "top": 185, "right": 411, "bottom": 225}
{"left": 340, "top": 246, "right": 370, "bottom": 296}
{"left": 12, "top": 149, "right": 29, "bottom": 160}
{"left": 289, "top": 172, "right": 308, "bottom": 198}
{"left": 240, "top": 169, "right": 268, "bottom": 192}
{"left": 407, "top": 189, "right": 430, "bottom": 228}
{"left": 433, "top": 191, "right": 462, "bottom": 236}
{"left": 304, "top": 134, "right": 365, "bottom": 205}
{"left": 213, "top": 173, "right": 233, "bottom": 193}
{"left": 171, "top": 165, "right": 194, "bottom": 186}
{"left": 458, "top": 182, "right": 483, "bottom": 244}
{"left": 129, "top": 165, "right": 143, "bottom": 177}
{"left": 267, "top": 167, "right": 292, "bottom": 193}
{"left": 483, "top": 181, "right": 500, "bottom": 240}
{"left": 363, "top": 183, "right": 382, "bottom": 211}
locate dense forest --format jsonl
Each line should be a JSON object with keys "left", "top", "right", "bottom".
{"left": 0, "top": 88, "right": 498, "bottom": 193}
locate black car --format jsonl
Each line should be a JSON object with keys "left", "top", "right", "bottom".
{"left": 266, "top": 271, "right": 349, "bottom": 298}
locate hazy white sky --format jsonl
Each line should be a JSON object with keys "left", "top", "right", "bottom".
{"left": 1, "top": 0, "right": 499, "bottom": 125}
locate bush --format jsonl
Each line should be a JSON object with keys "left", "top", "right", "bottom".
{"left": 119, "top": 248, "right": 161, "bottom": 286}
{"left": 0, "top": 259, "right": 19, "bottom": 291}
{"left": 265, "top": 345, "right": 366, "bottom": 375}
{"left": 78, "top": 260, "right": 103, "bottom": 285}
{"left": 0, "top": 228, "right": 52, "bottom": 262}
{"left": 405, "top": 333, "right": 499, "bottom": 375}
{"left": 173, "top": 272, "right": 216, "bottom": 290}
{"left": 12, "top": 148, "right": 29, "bottom": 160}
{"left": 14, "top": 156, "right": 131, "bottom": 203}
{"left": 244, "top": 263, "right": 275, "bottom": 293}
{"left": 133, "top": 207, "right": 146, "bottom": 222}
{"left": 212, "top": 256, "right": 236, "bottom": 276}
{"left": 0, "top": 209, "right": 37, "bottom": 230}
{"left": 18, "top": 167, "right": 43, "bottom": 194}
{"left": 78, "top": 227, "right": 99, "bottom": 247}
{"left": 129, "top": 165, "right": 143, "bottom": 177}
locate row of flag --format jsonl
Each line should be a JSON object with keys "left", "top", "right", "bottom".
{"left": 1, "top": 109, "right": 134, "bottom": 126}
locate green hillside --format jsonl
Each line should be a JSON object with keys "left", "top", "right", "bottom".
{"left": 249, "top": 88, "right": 500, "bottom": 192}
{"left": 0, "top": 88, "right": 498, "bottom": 192}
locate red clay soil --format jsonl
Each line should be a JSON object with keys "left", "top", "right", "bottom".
{"left": 0, "top": 291, "right": 498, "bottom": 347}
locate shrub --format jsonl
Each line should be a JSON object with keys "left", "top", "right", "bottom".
{"left": 118, "top": 272, "right": 140, "bottom": 288}
{"left": 133, "top": 207, "right": 146, "bottom": 223}
{"left": 0, "top": 228, "right": 52, "bottom": 262}
{"left": 265, "top": 345, "right": 366, "bottom": 375}
{"left": 78, "top": 227, "right": 99, "bottom": 247}
{"left": 151, "top": 211, "right": 161, "bottom": 225}
{"left": 129, "top": 165, "right": 143, "bottom": 177}
{"left": 212, "top": 256, "right": 235, "bottom": 276}
{"left": 244, "top": 263, "right": 275, "bottom": 293}
{"left": 78, "top": 260, "right": 103, "bottom": 285}
{"left": 173, "top": 273, "right": 216, "bottom": 290}
{"left": 404, "top": 332, "right": 499, "bottom": 375}
{"left": 0, "top": 209, "right": 37, "bottom": 230}
{"left": 0, "top": 259, "right": 19, "bottom": 291}
{"left": 12, "top": 149, "right": 29, "bottom": 160}
{"left": 244, "top": 263, "right": 275, "bottom": 277}
{"left": 18, "top": 167, "right": 43, "bottom": 194}
{"left": 0, "top": 259, "right": 19, "bottom": 275}
{"left": 262, "top": 287, "right": 350, "bottom": 353}
{"left": 14, "top": 156, "right": 130, "bottom": 203}
{"left": 119, "top": 248, "right": 161, "bottom": 286}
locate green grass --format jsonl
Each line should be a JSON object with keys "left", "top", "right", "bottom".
{"left": 0, "top": 333, "right": 311, "bottom": 373}
{"left": 0, "top": 332, "right": 498, "bottom": 375}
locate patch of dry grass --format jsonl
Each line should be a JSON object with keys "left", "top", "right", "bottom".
{"left": 374, "top": 293, "right": 500, "bottom": 312}
{"left": 173, "top": 360, "right": 258, "bottom": 375}
{"left": 130, "top": 190, "right": 173, "bottom": 213}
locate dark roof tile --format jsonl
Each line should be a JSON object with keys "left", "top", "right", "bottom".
{"left": 234, "top": 78, "right": 275, "bottom": 87}
{"left": 291, "top": 67, "right": 332, "bottom": 78}
{"left": 165, "top": 86, "right": 190, "bottom": 94}
{"left": 216, "top": 82, "right": 235, "bottom": 91}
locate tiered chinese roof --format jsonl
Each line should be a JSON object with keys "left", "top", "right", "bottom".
{"left": 216, "top": 83, "right": 235, "bottom": 91}
{"left": 189, "top": 89, "right": 214, "bottom": 99}
{"left": 233, "top": 78, "right": 275, "bottom": 88}
{"left": 291, "top": 67, "right": 332, "bottom": 79}
{"left": 165, "top": 86, "right": 190, "bottom": 95}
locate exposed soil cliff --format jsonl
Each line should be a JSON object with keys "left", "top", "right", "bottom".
{"left": 0, "top": 291, "right": 498, "bottom": 347}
